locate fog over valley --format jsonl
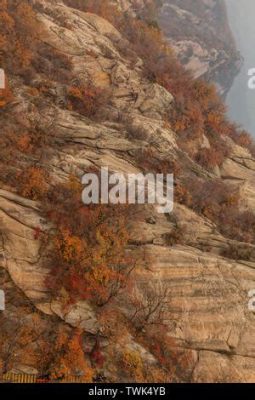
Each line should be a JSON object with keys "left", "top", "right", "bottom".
{"left": 225, "top": 0, "right": 255, "bottom": 136}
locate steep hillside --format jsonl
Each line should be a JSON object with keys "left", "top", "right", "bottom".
{"left": 0, "top": 0, "right": 255, "bottom": 383}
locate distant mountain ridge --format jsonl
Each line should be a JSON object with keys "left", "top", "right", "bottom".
{"left": 115, "top": 0, "right": 242, "bottom": 97}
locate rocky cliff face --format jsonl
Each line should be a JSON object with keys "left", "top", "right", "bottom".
{"left": 1, "top": 0, "right": 255, "bottom": 382}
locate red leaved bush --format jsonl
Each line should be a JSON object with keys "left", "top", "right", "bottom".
{"left": 183, "top": 177, "right": 255, "bottom": 244}
{"left": 44, "top": 176, "right": 134, "bottom": 306}
{"left": 67, "top": 84, "right": 105, "bottom": 117}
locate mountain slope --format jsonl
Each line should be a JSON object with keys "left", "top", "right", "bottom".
{"left": 0, "top": 0, "right": 255, "bottom": 382}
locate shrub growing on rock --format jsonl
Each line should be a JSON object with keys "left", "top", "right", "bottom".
{"left": 50, "top": 328, "right": 94, "bottom": 381}
{"left": 44, "top": 176, "right": 135, "bottom": 306}
{"left": 16, "top": 166, "right": 48, "bottom": 201}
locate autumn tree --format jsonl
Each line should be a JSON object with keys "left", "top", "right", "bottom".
{"left": 0, "top": 1, "right": 40, "bottom": 73}
{"left": 16, "top": 166, "right": 48, "bottom": 201}
{"left": 130, "top": 281, "right": 169, "bottom": 332}
{"left": 140, "top": 325, "right": 195, "bottom": 382}
{"left": 67, "top": 84, "right": 106, "bottom": 117}
{"left": 121, "top": 349, "right": 144, "bottom": 382}
{"left": 0, "top": 311, "right": 48, "bottom": 374}
{"left": 45, "top": 175, "right": 135, "bottom": 306}
{"left": 180, "top": 176, "right": 255, "bottom": 245}
{"left": 50, "top": 328, "right": 94, "bottom": 381}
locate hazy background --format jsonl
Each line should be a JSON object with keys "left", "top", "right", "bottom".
{"left": 225, "top": 0, "right": 255, "bottom": 136}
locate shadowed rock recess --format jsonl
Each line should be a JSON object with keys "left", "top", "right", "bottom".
{"left": 0, "top": 0, "right": 255, "bottom": 383}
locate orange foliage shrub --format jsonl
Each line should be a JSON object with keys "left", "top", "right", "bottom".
{"left": 90, "top": 337, "right": 105, "bottom": 368}
{"left": 182, "top": 177, "right": 255, "bottom": 244}
{"left": 195, "top": 143, "right": 229, "bottom": 169}
{"left": 133, "top": 148, "right": 180, "bottom": 176}
{"left": 16, "top": 166, "right": 48, "bottom": 201}
{"left": 64, "top": 0, "right": 119, "bottom": 21}
{"left": 0, "top": 1, "right": 71, "bottom": 88}
{"left": 174, "top": 182, "right": 192, "bottom": 206}
{"left": 44, "top": 176, "right": 134, "bottom": 306}
{"left": 221, "top": 243, "right": 253, "bottom": 261}
{"left": 67, "top": 84, "right": 104, "bottom": 117}
{"left": 121, "top": 349, "right": 144, "bottom": 382}
{"left": 0, "top": 0, "right": 40, "bottom": 73}
{"left": 140, "top": 325, "right": 194, "bottom": 382}
{"left": 185, "top": 178, "right": 238, "bottom": 217}
{"left": 50, "top": 329, "right": 94, "bottom": 381}
{"left": 229, "top": 124, "right": 254, "bottom": 149}
{"left": 53, "top": 228, "right": 84, "bottom": 265}
{"left": 164, "top": 225, "right": 187, "bottom": 246}
{"left": 16, "top": 133, "right": 33, "bottom": 153}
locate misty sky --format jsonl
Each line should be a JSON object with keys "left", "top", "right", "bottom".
{"left": 225, "top": 0, "right": 255, "bottom": 136}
